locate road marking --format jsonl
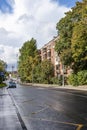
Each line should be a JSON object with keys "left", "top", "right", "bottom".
{"left": 76, "top": 124, "right": 83, "bottom": 130}
{"left": 27, "top": 105, "right": 84, "bottom": 130}
{"left": 22, "top": 98, "right": 35, "bottom": 103}
{"left": 31, "top": 106, "right": 49, "bottom": 114}
{"left": 23, "top": 116, "right": 83, "bottom": 129}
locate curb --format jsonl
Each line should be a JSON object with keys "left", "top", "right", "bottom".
{"left": 19, "top": 82, "right": 87, "bottom": 91}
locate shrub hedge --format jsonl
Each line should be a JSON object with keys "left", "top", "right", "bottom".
{"left": 67, "top": 70, "right": 87, "bottom": 86}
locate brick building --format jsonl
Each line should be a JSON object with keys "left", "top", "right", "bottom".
{"left": 40, "top": 36, "right": 73, "bottom": 79}
{"left": 40, "top": 36, "right": 63, "bottom": 77}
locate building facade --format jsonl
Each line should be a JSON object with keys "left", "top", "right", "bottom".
{"left": 40, "top": 36, "right": 63, "bottom": 77}
{"left": 40, "top": 36, "right": 73, "bottom": 78}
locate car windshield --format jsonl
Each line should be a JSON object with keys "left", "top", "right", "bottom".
{"left": 9, "top": 81, "right": 15, "bottom": 84}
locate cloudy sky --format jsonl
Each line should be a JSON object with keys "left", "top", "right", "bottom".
{"left": 0, "top": 0, "right": 82, "bottom": 71}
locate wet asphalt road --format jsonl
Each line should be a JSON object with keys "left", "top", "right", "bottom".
{"left": 7, "top": 83, "right": 87, "bottom": 130}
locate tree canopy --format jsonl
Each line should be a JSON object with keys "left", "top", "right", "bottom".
{"left": 18, "top": 38, "right": 54, "bottom": 83}
{"left": 55, "top": 0, "right": 87, "bottom": 72}
{"left": 32, "top": 59, "right": 54, "bottom": 84}
{"left": 18, "top": 38, "right": 40, "bottom": 82}
{"left": 0, "top": 59, "right": 6, "bottom": 72}
{"left": 0, "top": 59, "right": 7, "bottom": 83}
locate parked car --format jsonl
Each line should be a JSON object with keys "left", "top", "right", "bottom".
{"left": 8, "top": 81, "right": 16, "bottom": 88}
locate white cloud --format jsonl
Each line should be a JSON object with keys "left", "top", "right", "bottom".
{"left": 0, "top": 0, "right": 70, "bottom": 69}
{"left": 0, "top": 44, "right": 19, "bottom": 64}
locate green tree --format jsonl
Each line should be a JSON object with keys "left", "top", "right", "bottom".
{"left": 32, "top": 59, "right": 54, "bottom": 84}
{"left": 34, "top": 60, "right": 54, "bottom": 84}
{"left": 41, "top": 60, "right": 54, "bottom": 83}
{"left": 55, "top": 0, "right": 87, "bottom": 72}
{"left": 0, "top": 60, "right": 6, "bottom": 72}
{"left": 18, "top": 38, "right": 40, "bottom": 82}
{"left": 0, "top": 59, "right": 7, "bottom": 83}
{"left": 32, "top": 64, "right": 42, "bottom": 83}
{"left": 71, "top": 21, "right": 87, "bottom": 72}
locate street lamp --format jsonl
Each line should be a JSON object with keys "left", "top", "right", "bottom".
{"left": 62, "top": 64, "right": 64, "bottom": 87}
{"left": 12, "top": 65, "right": 14, "bottom": 76}
{"left": 32, "top": 68, "right": 33, "bottom": 84}
{"left": 61, "top": 64, "right": 64, "bottom": 87}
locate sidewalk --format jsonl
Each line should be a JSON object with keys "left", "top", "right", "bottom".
{"left": 0, "top": 87, "right": 22, "bottom": 130}
{"left": 20, "top": 82, "right": 87, "bottom": 91}
{"left": 53, "top": 85, "right": 87, "bottom": 91}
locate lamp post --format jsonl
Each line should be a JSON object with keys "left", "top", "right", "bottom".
{"left": 32, "top": 67, "right": 33, "bottom": 84}
{"left": 32, "top": 65, "right": 35, "bottom": 84}
{"left": 62, "top": 64, "right": 64, "bottom": 87}
{"left": 16, "top": 53, "right": 20, "bottom": 82}
{"left": 12, "top": 65, "right": 14, "bottom": 76}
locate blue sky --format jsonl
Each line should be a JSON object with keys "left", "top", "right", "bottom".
{"left": 0, "top": 0, "right": 13, "bottom": 13}
{"left": 54, "top": 0, "right": 82, "bottom": 7}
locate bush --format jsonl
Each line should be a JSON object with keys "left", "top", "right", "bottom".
{"left": 0, "top": 83, "right": 7, "bottom": 88}
{"left": 67, "top": 74, "right": 79, "bottom": 86}
{"left": 67, "top": 70, "right": 87, "bottom": 86}
{"left": 50, "top": 76, "right": 62, "bottom": 85}
{"left": 77, "top": 70, "right": 87, "bottom": 85}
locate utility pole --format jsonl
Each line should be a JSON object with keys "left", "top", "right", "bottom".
{"left": 32, "top": 67, "right": 34, "bottom": 84}
{"left": 12, "top": 65, "right": 14, "bottom": 77}
{"left": 62, "top": 64, "right": 64, "bottom": 87}
{"left": 16, "top": 54, "right": 19, "bottom": 81}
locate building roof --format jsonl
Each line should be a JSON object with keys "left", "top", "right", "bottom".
{"left": 41, "top": 36, "right": 59, "bottom": 49}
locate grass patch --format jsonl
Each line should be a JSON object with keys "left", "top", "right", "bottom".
{"left": 0, "top": 83, "right": 7, "bottom": 88}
